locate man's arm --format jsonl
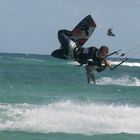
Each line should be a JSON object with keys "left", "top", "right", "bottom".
{"left": 102, "top": 59, "right": 112, "bottom": 70}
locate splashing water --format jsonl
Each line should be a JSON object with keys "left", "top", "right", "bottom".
{"left": 97, "top": 76, "right": 140, "bottom": 86}
{"left": 0, "top": 101, "right": 140, "bottom": 135}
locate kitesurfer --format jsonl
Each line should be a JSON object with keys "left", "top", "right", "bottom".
{"left": 74, "top": 46, "right": 111, "bottom": 84}
{"left": 73, "top": 46, "right": 109, "bottom": 66}
{"left": 107, "top": 28, "right": 115, "bottom": 37}
{"left": 57, "top": 30, "right": 111, "bottom": 84}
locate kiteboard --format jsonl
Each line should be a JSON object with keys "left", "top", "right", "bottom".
{"left": 51, "top": 15, "right": 96, "bottom": 59}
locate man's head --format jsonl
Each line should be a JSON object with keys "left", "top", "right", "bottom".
{"left": 98, "top": 46, "right": 109, "bottom": 58}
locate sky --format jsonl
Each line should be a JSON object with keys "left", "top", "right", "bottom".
{"left": 0, "top": 0, "right": 140, "bottom": 58}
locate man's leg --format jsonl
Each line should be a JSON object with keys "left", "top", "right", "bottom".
{"left": 85, "top": 65, "right": 96, "bottom": 84}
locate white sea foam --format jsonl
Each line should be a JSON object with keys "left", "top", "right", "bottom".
{"left": 67, "top": 61, "right": 79, "bottom": 65}
{"left": 67, "top": 60, "right": 140, "bottom": 67}
{"left": 0, "top": 101, "right": 140, "bottom": 135}
{"left": 111, "top": 61, "right": 140, "bottom": 67}
{"left": 97, "top": 76, "right": 140, "bottom": 86}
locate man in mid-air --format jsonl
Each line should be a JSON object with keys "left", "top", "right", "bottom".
{"left": 57, "top": 30, "right": 111, "bottom": 84}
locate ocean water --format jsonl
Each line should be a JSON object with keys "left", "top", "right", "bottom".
{"left": 0, "top": 54, "right": 140, "bottom": 140}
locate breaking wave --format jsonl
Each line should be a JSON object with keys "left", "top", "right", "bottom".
{"left": 97, "top": 76, "right": 140, "bottom": 86}
{"left": 0, "top": 101, "right": 140, "bottom": 135}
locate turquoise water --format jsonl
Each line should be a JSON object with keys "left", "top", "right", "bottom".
{"left": 0, "top": 54, "right": 140, "bottom": 140}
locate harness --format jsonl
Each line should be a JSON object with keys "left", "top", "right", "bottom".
{"left": 73, "top": 46, "right": 107, "bottom": 72}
